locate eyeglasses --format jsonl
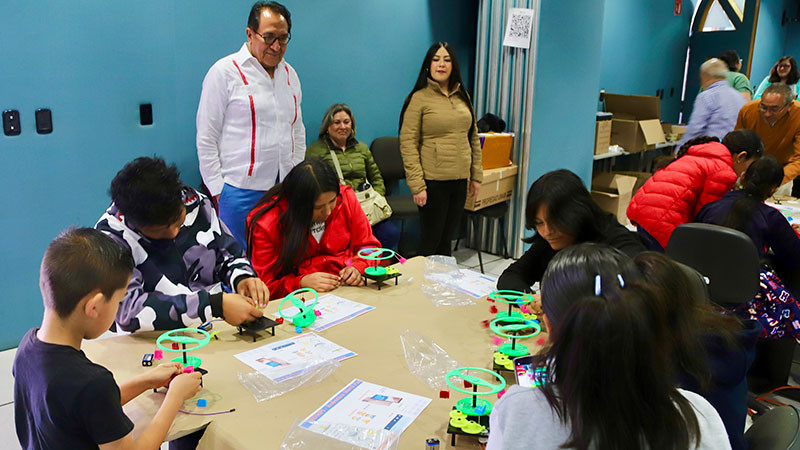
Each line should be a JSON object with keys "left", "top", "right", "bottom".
{"left": 759, "top": 102, "right": 788, "bottom": 114}
{"left": 777, "top": 64, "right": 791, "bottom": 69}
{"left": 258, "top": 32, "right": 291, "bottom": 46}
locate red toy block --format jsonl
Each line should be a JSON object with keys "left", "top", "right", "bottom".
{"left": 489, "top": 305, "right": 498, "bottom": 314}
{"left": 463, "top": 380, "right": 473, "bottom": 389}
{"left": 481, "top": 320, "right": 490, "bottom": 328}
{"left": 536, "top": 337, "right": 546, "bottom": 346}
{"left": 171, "top": 343, "right": 180, "bottom": 350}
{"left": 276, "top": 317, "right": 284, "bottom": 324}
{"left": 520, "top": 305, "right": 530, "bottom": 314}
{"left": 153, "top": 350, "right": 163, "bottom": 360}
{"left": 314, "top": 310, "right": 322, "bottom": 317}
{"left": 497, "top": 389, "right": 506, "bottom": 399}
{"left": 486, "top": 298, "right": 495, "bottom": 302}
{"left": 439, "top": 390, "right": 450, "bottom": 399}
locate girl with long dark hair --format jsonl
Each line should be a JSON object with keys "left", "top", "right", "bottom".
{"left": 488, "top": 244, "right": 729, "bottom": 449}
{"left": 696, "top": 156, "right": 800, "bottom": 339}
{"left": 398, "top": 42, "right": 483, "bottom": 256}
{"left": 754, "top": 56, "right": 800, "bottom": 100}
{"left": 245, "top": 159, "right": 380, "bottom": 297}
{"left": 497, "top": 169, "right": 644, "bottom": 304}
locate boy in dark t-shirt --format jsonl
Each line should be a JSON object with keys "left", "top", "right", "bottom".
{"left": 13, "top": 228, "right": 203, "bottom": 449}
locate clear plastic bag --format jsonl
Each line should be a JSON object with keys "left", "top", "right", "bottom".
{"left": 280, "top": 418, "right": 399, "bottom": 450}
{"left": 400, "top": 329, "right": 460, "bottom": 390}
{"left": 237, "top": 358, "right": 339, "bottom": 403}
{"left": 420, "top": 256, "right": 475, "bottom": 306}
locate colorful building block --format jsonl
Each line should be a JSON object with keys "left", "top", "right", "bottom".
{"left": 153, "top": 350, "right": 163, "bottom": 360}
{"left": 184, "top": 366, "right": 194, "bottom": 374}
{"left": 196, "top": 398, "right": 207, "bottom": 407}
{"left": 439, "top": 390, "right": 449, "bottom": 399}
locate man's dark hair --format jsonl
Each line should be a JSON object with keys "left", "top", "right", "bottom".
{"left": 40, "top": 227, "right": 134, "bottom": 318}
{"left": 248, "top": 1, "right": 292, "bottom": 33}
{"left": 717, "top": 50, "right": 740, "bottom": 72}
{"left": 110, "top": 156, "right": 185, "bottom": 227}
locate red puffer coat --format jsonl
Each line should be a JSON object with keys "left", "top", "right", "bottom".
{"left": 627, "top": 142, "right": 738, "bottom": 249}
{"left": 247, "top": 186, "right": 381, "bottom": 297}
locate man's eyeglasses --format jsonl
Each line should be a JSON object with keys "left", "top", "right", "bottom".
{"left": 258, "top": 32, "right": 291, "bottom": 46}
{"left": 759, "top": 102, "right": 788, "bottom": 114}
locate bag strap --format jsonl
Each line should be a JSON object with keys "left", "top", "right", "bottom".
{"left": 329, "top": 150, "right": 345, "bottom": 184}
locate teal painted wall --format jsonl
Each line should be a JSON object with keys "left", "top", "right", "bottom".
{"left": 528, "top": 0, "right": 606, "bottom": 188}
{"left": 0, "top": 0, "right": 477, "bottom": 350}
{"left": 599, "top": 0, "right": 693, "bottom": 124}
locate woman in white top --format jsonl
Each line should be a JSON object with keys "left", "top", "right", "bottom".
{"left": 487, "top": 243, "right": 731, "bottom": 450}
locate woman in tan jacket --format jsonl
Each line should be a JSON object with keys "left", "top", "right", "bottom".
{"left": 399, "top": 42, "right": 483, "bottom": 256}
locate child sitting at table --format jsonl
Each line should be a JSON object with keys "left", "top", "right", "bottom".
{"left": 13, "top": 228, "right": 202, "bottom": 449}
{"left": 487, "top": 243, "right": 729, "bottom": 450}
{"left": 246, "top": 158, "right": 381, "bottom": 297}
{"left": 696, "top": 156, "right": 800, "bottom": 339}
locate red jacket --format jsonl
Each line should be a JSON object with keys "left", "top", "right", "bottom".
{"left": 627, "top": 142, "right": 738, "bottom": 248}
{"left": 247, "top": 186, "right": 380, "bottom": 297}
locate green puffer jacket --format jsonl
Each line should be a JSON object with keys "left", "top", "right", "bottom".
{"left": 306, "top": 136, "right": 387, "bottom": 195}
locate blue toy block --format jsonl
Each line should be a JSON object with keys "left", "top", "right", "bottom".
{"left": 196, "top": 398, "right": 207, "bottom": 407}
{"left": 474, "top": 405, "right": 486, "bottom": 415}
{"left": 295, "top": 326, "right": 302, "bottom": 334}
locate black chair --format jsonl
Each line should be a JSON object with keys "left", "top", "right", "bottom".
{"left": 746, "top": 405, "right": 800, "bottom": 450}
{"left": 666, "top": 223, "right": 796, "bottom": 395}
{"left": 370, "top": 137, "right": 418, "bottom": 255}
{"left": 455, "top": 202, "right": 510, "bottom": 273}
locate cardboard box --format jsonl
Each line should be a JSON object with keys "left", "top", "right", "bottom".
{"left": 590, "top": 173, "right": 637, "bottom": 224}
{"left": 605, "top": 93, "right": 666, "bottom": 153}
{"left": 465, "top": 164, "right": 518, "bottom": 211}
{"left": 478, "top": 132, "right": 513, "bottom": 170}
{"left": 662, "top": 123, "right": 687, "bottom": 143}
{"left": 595, "top": 112, "right": 612, "bottom": 155}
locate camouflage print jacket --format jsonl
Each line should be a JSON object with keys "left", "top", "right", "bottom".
{"left": 95, "top": 188, "right": 256, "bottom": 332}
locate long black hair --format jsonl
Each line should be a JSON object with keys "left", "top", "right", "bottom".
{"left": 398, "top": 42, "right": 476, "bottom": 139}
{"left": 522, "top": 169, "right": 609, "bottom": 245}
{"left": 674, "top": 130, "right": 763, "bottom": 161}
{"left": 721, "top": 155, "right": 784, "bottom": 233}
{"left": 537, "top": 243, "right": 701, "bottom": 450}
{"left": 245, "top": 159, "right": 340, "bottom": 277}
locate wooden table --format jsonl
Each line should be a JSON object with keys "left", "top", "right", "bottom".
{"left": 82, "top": 257, "right": 543, "bottom": 449}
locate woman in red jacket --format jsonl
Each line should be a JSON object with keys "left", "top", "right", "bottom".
{"left": 245, "top": 159, "right": 380, "bottom": 297}
{"left": 627, "top": 130, "right": 763, "bottom": 251}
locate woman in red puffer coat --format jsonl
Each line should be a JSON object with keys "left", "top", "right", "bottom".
{"left": 627, "top": 130, "right": 763, "bottom": 251}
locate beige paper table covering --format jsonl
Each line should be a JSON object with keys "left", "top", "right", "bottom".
{"left": 82, "top": 256, "right": 544, "bottom": 449}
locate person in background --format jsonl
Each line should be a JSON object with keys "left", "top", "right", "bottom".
{"left": 306, "top": 104, "right": 400, "bottom": 250}
{"left": 635, "top": 252, "right": 758, "bottom": 450}
{"left": 754, "top": 56, "right": 799, "bottom": 100}
{"left": 735, "top": 82, "right": 800, "bottom": 192}
{"left": 487, "top": 244, "right": 730, "bottom": 450}
{"left": 95, "top": 157, "right": 267, "bottom": 333}
{"left": 399, "top": 42, "right": 482, "bottom": 256}
{"left": 197, "top": 1, "right": 305, "bottom": 248}
{"left": 13, "top": 228, "right": 203, "bottom": 450}
{"left": 696, "top": 156, "right": 800, "bottom": 340}
{"left": 717, "top": 50, "right": 753, "bottom": 101}
{"left": 678, "top": 58, "right": 746, "bottom": 149}
{"left": 497, "top": 169, "right": 644, "bottom": 312}
{"left": 246, "top": 159, "right": 380, "bottom": 297}
{"left": 627, "top": 131, "right": 763, "bottom": 251}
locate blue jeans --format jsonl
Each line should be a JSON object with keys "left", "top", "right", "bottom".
{"left": 218, "top": 183, "right": 267, "bottom": 250}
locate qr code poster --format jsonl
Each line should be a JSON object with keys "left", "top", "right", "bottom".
{"left": 503, "top": 8, "right": 535, "bottom": 49}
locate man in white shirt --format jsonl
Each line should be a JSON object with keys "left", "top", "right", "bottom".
{"left": 196, "top": 1, "right": 305, "bottom": 248}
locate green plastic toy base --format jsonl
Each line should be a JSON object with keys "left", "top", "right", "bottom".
{"left": 498, "top": 343, "right": 529, "bottom": 357}
{"left": 456, "top": 398, "right": 493, "bottom": 416}
{"left": 172, "top": 355, "right": 202, "bottom": 367}
{"left": 365, "top": 266, "right": 387, "bottom": 277}
{"left": 292, "top": 310, "right": 317, "bottom": 328}
{"left": 496, "top": 310, "right": 524, "bottom": 320}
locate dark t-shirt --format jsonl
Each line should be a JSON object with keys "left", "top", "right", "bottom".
{"left": 13, "top": 328, "right": 133, "bottom": 449}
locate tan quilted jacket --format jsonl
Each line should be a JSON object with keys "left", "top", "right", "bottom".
{"left": 399, "top": 78, "right": 483, "bottom": 194}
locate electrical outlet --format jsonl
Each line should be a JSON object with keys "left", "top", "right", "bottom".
{"left": 3, "top": 110, "right": 21, "bottom": 136}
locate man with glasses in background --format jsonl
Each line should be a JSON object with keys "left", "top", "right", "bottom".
{"left": 197, "top": 1, "right": 305, "bottom": 247}
{"left": 736, "top": 83, "right": 800, "bottom": 195}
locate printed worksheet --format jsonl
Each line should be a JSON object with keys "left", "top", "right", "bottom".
{"left": 301, "top": 379, "right": 431, "bottom": 449}
{"left": 426, "top": 268, "right": 498, "bottom": 298}
{"left": 766, "top": 201, "right": 800, "bottom": 222}
{"left": 234, "top": 333, "right": 356, "bottom": 382}
{"left": 273, "top": 293, "right": 374, "bottom": 332}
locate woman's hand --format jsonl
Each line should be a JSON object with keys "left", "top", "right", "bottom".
{"left": 300, "top": 272, "right": 341, "bottom": 292}
{"left": 236, "top": 277, "right": 270, "bottom": 308}
{"left": 413, "top": 190, "right": 428, "bottom": 207}
{"left": 339, "top": 266, "right": 365, "bottom": 286}
{"left": 469, "top": 181, "right": 481, "bottom": 198}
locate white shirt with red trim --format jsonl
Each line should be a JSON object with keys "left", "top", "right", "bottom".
{"left": 197, "top": 43, "right": 306, "bottom": 196}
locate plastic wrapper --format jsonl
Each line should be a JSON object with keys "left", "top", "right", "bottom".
{"left": 237, "top": 358, "right": 339, "bottom": 403}
{"left": 280, "top": 418, "right": 399, "bottom": 450}
{"left": 400, "top": 329, "right": 460, "bottom": 390}
{"left": 420, "top": 255, "right": 476, "bottom": 306}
